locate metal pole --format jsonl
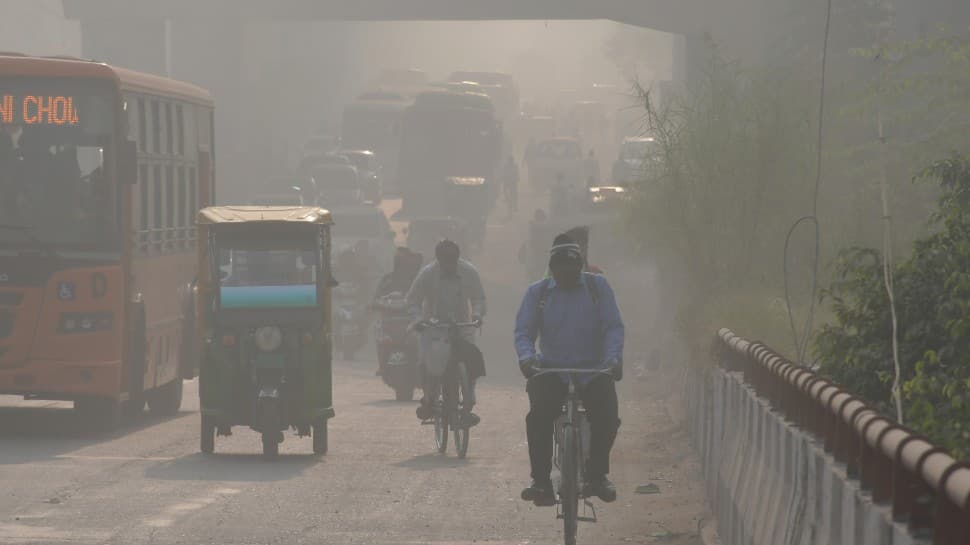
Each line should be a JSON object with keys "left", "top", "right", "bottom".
{"left": 164, "top": 18, "right": 172, "bottom": 78}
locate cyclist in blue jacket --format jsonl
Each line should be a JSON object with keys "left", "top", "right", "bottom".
{"left": 514, "top": 233, "right": 624, "bottom": 506}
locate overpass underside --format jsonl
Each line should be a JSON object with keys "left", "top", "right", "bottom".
{"left": 63, "top": 0, "right": 725, "bottom": 36}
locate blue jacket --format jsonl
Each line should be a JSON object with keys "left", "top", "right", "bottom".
{"left": 514, "top": 273, "right": 624, "bottom": 380}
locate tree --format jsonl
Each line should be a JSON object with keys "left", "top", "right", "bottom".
{"left": 815, "top": 156, "right": 970, "bottom": 458}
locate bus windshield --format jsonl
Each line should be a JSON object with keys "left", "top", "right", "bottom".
{"left": 0, "top": 77, "right": 115, "bottom": 249}
{"left": 400, "top": 108, "right": 497, "bottom": 179}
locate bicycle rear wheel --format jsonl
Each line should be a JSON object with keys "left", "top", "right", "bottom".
{"left": 453, "top": 362, "right": 471, "bottom": 459}
{"left": 560, "top": 425, "right": 579, "bottom": 545}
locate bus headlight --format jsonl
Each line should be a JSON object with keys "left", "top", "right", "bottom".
{"left": 58, "top": 312, "right": 112, "bottom": 334}
{"left": 254, "top": 326, "right": 282, "bottom": 352}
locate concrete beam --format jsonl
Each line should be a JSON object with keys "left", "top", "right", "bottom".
{"left": 62, "top": 0, "right": 712, "bottom": 35}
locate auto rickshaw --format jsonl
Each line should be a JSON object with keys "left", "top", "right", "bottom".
{"left": 443, "top": 176, "right": 488, "bottom": 252}
{"left": 196, "top": 206, "right": 335, "bottom": 458}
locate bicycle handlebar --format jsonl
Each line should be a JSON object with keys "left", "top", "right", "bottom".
{"left": 417, "top": 319, "right": 481, "bottom": 329}
{"left": 528, "top": 367, "right": 616, "bottom": 379}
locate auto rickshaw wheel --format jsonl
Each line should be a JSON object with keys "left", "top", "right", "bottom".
{"left": 313, "top": 421, "right": 328, "bottom": 455}
{"left": 200, "top": 416, "right": 215, "bottom": 454}
{"left": 262, "top": 432, "right": 280, "bottom": 459}
{"left": 147, "top": 378, "right": 184, "bottom": 417}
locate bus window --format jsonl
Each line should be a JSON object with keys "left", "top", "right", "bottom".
{"left": 164, "top": 103, "right": 173, "bottom": 155}
{"left": 151, "top": 100, "right": 160, "bottom": 154}
{"left": 137, "top": 97, "right": 147, "bottom": 152}
{"left": 166, "top": 166, "right": 174, "bottom": 247}
{"left": 175, "top": 104, "right": 184, "bottom": 156}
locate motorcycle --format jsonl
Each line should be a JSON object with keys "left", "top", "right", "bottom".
{"left": 374, "top": 292, "right": 420, "bottom": 401}
{"left": 333, "top": 281, "right": 367, "bottom": 360}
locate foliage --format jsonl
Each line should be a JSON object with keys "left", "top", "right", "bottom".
{"left": 815, "top": 156, "right": 970, "bottom": 458}
{"left": 623, "top": 38, "right": 817, "bottom": 355}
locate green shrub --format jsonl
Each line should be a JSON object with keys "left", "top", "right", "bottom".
{"left": 815, "top": 156, "right": 970, "bottom": 458}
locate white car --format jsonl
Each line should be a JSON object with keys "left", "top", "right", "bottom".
{"left": 331, "top": 205, "right": 396, "bottom": 276}
{"left": 249, "top": 190, "right": 305, "bottom": 206}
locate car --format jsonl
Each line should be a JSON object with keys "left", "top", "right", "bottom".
{"left": 249, "top": 191, "right": 305, "bottom": 207}
{"left": 612, "top": 137, "right": 663, "bottom": 186}
{"left": 265, "top": 175, "right": 318, "bottom": 206}
{"left": 311, "top": 163, "right": 364, "bottom": 206}
{"left": 303, "top": 132, "right": 340, "bottom": 159}
{"left": 335, "top": 149, "right": 382, "bottom": 204}
{"left": 331, "top": 204, "right": 396, "bottom": 275}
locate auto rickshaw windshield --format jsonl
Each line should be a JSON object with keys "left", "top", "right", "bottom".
{"left": 215, "top": 235, "right": 321, "bottom": 309}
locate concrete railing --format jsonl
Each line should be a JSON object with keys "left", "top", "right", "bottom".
{"left": 687, "top": 329, "right": 970, "bottom": 545}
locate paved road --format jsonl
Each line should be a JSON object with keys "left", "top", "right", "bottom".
{"left": 0, "top": 193, "right": 705, "bottom": 545}
{"left": 0, "top": 360, "right": 703, "bottom": 545}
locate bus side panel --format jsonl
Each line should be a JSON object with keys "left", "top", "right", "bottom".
{"left": 130, "top": 252, "right": 193, "bottom": 392}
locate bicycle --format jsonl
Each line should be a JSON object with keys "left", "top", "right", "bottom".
{"left": 416, "top": 319, "right": 480, "bottom": 459}
{"left": 529, "top": 367, "right": 615, "bottom": 545}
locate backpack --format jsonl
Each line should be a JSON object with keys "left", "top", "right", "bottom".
{"left": 535, "top": 272, "right": 601, "bottom": 332}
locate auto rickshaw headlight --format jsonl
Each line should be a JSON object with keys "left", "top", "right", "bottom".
{"left": 254, "top": 326, "right": 283, "bottom": 352}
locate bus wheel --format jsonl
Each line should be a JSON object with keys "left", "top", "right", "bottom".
{"left": 148, "top": 379, "right": 184, "bottom": 417}
{"left": 312, "top": 420, "right": 328, "bottom": 455}
{"left": 75, "top": 397, "right": 122, "bottom": 432}
{"left": 200, "top": 416, "right": 216, "bottom": 454}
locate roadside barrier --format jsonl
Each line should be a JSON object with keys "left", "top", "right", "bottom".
{"left": 686, "top": 328, "right": 970, "bottom": 545}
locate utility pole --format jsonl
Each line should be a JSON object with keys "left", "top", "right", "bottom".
{"left": 876, "top": 0, "right": 903, "bottom": 424}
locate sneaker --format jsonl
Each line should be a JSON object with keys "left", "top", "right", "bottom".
{"left": 416, "top": 402, "right": 433, "bottom": 421}
{"left": 583, "top": 476, "right": 617, "bottom": 503}
{"left": 521, "top": 479, "right": 555, "bottom": 506}
{"left": 460, "top": 412, "right": 481, "bottom": 428}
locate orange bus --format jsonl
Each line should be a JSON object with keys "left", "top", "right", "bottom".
{"left": 0, "top": 54, "right": 214, "bottom": 427}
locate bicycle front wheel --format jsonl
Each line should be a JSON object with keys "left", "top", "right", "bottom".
{"left": 453, "top": 362, "right": 471, "bottom": 459}
{"left": 433, "top": 385, "right": 448, "bottom": 454}
{"left": 560, "top": 425, "right": 579, "bottom": 545}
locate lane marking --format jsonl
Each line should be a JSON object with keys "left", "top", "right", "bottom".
{"left": 142, "top": 487, "right": 240, "bottom": 529}
{"left": 54, "top": 455, "right": 175, "bottom": 462}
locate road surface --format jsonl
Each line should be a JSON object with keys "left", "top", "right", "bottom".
{"left": 0, "top": 193, "right": 706, "bottom": 545}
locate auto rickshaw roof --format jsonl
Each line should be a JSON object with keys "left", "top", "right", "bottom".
{"left": 198, "top": 206, "right": 333, "bottom": 226}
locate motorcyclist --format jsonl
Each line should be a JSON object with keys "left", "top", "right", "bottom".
{"left": 515, "top": 233, "right": 624, "bottom": 506}
{"left": 372, "top": 247, "right": 424, "bottom": 376}
{"left": 407, "top": 239, "right": 487, "bottom": 427}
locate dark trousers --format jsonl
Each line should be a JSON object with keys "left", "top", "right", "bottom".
{"left": 526, "top": 373, "right": 619, "bottom": 482}
{"left": 423, "top": 364, "right": 477, "bottom": 411}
